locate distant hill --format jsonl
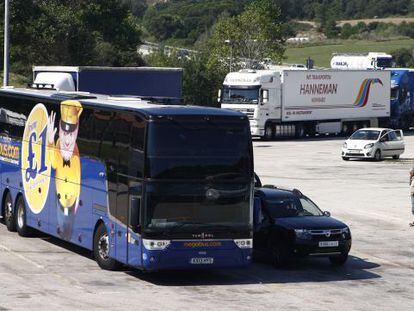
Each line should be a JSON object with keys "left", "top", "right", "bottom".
{"left": 135, "top": 0, "right": 414, "bottom": 46}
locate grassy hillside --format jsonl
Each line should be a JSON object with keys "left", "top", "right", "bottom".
{"left": 285, "top": 38, "right": 414, "bottom": 68}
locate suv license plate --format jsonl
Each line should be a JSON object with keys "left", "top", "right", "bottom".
{"left": 319, "top": 241, "right": 339, "bottom": 247}
{"left": 190, "top": 257, "right": 214, "bottom": 264}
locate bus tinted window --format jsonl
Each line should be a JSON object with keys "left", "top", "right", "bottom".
{"left": 146, "top": 118, "right": 251, "bottom": 180}
{"left": 0, "top": 97, "right": 31, "bottom": 138}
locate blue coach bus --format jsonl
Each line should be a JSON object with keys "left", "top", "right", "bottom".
{"left": 0, "top": 88, "right": 254, "bottom": 271}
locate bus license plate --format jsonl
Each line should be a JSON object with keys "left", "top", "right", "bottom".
{"left": 190, "top": 257, "right": 214, "bottom": 264}
{"left": 319, "top": 241, "right": 339, "bottom": 247}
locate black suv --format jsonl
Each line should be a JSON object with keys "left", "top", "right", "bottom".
{"left": 253, "top": 176, "right": 352, "bottom": 267}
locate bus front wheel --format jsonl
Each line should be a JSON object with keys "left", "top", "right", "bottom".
{"left": 94, "top": 223, "right": 121, "bottom": 270}
{"left": 4, "top": 192, "right": 16, "bottom": 232}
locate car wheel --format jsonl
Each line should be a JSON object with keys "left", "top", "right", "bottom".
{"left": 94, "top": 223, "right": 121, "bottom": 270}
{"left": 16, "top": 196, "right": 32, "bottom": 237}
{"left": 329, "top": 253, "right": 348, "bottom": 266}
{"left": 264, "top": 123, "right": 274, "bottom": 141}
{"left": 4, "top": 192, "right": 16, "bottom": 232}
{"left": 374, "top": 149, "right": 382, "bottom": 161}
{"left": 342, "top": 156, "right": 349, "bottom": 161}
{"left": 392, "top": 155, "right": 400, "bottom": 160}
{"left": 269, "top": 243, "right": 290, "bottom": 268}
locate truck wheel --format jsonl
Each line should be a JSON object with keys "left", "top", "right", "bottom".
{"left": 374, "top": 149, "right": 382, "bottom": 161}
{"left": 393, "top": 155, "right": 400, "bottom": 160}
{"left": 295, "top": 124, "right": 306, "bottom": 138}
{"left": 329, "top": 253, "right": 348, "bottom": 266}
{"left": 94, "top": 223, "right": 121, "bottom": 270}
{"left": 4, "top": 192, "right": 16, "bottom": 232}
{"left": 16, "top": 196, "right": 32, "bottom": 237}
{"left": 264, "top": 123, "right": 274, "bottom": 141}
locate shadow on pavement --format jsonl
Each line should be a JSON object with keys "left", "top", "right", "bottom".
{"left": 37, "top": 229, "right": 381, "bottom": 287}
{"left": 126, "top": 255, "right": 381, "bottom": 286}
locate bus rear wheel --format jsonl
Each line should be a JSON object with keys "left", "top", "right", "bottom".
{"left": 94, "top": 223, "right": 121, "bottom": 270}
{"left": 16, "top": 196, "right": 32, "bottom": 237}
{"left": 4, "top": 192, "right": 16, "bottom": 232}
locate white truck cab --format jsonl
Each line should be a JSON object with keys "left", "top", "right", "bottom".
{"left": 220, "top": 70, "right": 281, "bottom": 137}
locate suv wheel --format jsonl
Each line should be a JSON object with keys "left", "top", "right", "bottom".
{"left": 269, "top": 242, "right": 290, "bottom": 268}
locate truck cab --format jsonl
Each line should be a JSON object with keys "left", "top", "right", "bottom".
{"left": 219, "top": 70, "right": 281, "bottom": 138}
{"left": 389, "top": 69, "right": 414, "bottom": 129}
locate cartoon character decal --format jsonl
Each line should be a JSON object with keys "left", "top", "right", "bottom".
{"left": 47, "top": 100, "right": 83, "bottom": 240}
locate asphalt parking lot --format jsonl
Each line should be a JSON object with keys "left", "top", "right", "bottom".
{"left": 1, "top": 134, "right": 414, "bottom": 310}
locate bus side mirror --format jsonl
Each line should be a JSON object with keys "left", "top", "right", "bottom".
{"left": 129, "top": 196, "right": 141, "bottom": 233}
{"left": 261, "top": 89, "right": 269, "bottom": 104}
{"left": 217, "top": 89, "right": 222, "bottom": 103}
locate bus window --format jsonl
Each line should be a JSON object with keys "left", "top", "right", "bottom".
{"left": 0, "top": 98, "right": 30, "bottom": 138}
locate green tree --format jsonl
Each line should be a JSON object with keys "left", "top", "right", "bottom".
{"left": 4, "top": 0, "right": 143, "bottom": 75}
{"left": 207, "top": 0, "right": 285, "bottom": 69}
{"left": 392, "top": 47, "right": 414, "bottom": 67}
{"left": 146, "top": 51, "right": 226, "bottom": 107}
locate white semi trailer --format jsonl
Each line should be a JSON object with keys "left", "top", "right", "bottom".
{"left": 219, "top": 69, "right": 391, "bottom": 139}
{"left": 330, "top": 52, "right": 393, "bottom": 70}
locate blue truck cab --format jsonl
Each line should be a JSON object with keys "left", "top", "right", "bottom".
{"left": 389, "top": 69, "right": 414, "bottom": 129}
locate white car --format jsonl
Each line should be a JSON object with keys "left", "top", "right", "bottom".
{"left": 342, "top": 128, "right": 405, "bottom": 161}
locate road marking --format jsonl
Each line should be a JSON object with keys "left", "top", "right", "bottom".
{"left": 0, "top": 243, "right": 44, "bottom": 269}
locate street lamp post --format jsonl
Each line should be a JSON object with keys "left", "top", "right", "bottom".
{"left": 225, "top": 39, "right": 232, "bottom": 72}
{"left": 3, "top": 0, "right": 10, "bottom": 87}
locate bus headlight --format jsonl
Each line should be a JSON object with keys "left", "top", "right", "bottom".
{"left": 143, "top": 239, "right": 171, "bottom": 250}
{"left": 234, "top": 239, "right": 253, "bottom": 249}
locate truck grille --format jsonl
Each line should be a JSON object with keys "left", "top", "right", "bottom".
{"left": 232, "top": 108, "right": 254, "bottom": 120}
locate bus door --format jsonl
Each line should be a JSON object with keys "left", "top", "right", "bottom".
{"left": 116, "top": 175, "right": 142, "bottom": 267}
{"left": 127, "top": 181, "right": 142, "bottom": 267}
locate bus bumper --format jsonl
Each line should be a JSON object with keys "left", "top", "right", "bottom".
{"left": 140, "top": 241, "right": 252, "bottom": 271}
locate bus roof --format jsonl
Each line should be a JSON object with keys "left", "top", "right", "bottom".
{"left": 0, "top": 87, "right": 245, "bottom": 118}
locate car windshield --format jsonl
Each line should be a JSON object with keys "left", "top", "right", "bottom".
{"left": 221, "top": 86, "right": 259, "bottom": 104}
{"left": 266, "top": 196, "right": 323, "bottom": 218}
{"left": 350, "top": 130, "right": 380, "bottom": 140}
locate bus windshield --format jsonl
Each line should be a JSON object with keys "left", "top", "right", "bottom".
{"left": 144, "top": 117, "right": 252, "bottom": 233}
{"left": 146, "top": 118, "right": 252, "bottom": 179}
{"left": 221, "top": 86, "right": 259, "bottom": 104}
